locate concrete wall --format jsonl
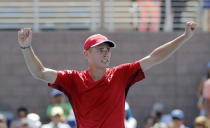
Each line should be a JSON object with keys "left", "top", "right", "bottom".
{"left": 0, "top": 31, "right": 209, "bottom": 127}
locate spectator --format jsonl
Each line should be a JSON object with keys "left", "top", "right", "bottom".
{"left": 46, "top": 89, "right": 73, "bottom": 122}
{"left": 18, "top": 119, "right": 31, "bottom": 128}
{"left": 66, "top": 110, "right": 76, "bottom": 128}
{"left": 144, "top": 116, "right": 156, "bottom": 128}
{"left": 11, "top": 107, "right": 28, "bottom": 128}
{"left": 202, "top": 0, "right": 210, "bottom": 31}
{"left": 152, "top": 122, "right": 167, "bottom": 128}
{"left": 160, "top": 0, "right": 187, "bottom": 31}
{"left": 124, "top": 101, "right": 137, "bottom": 128}
{"left": 151, "top": 103, "right": 164, "bottom": 123}
{"left": 197, "top": 62, "right": 210, "bottom": 116}
{"left": 144, "top": 103, "right": 169, "bottom": 128}
{"left": 0, "top": 114, "right": 7, "bottom": 128}
{"left": 136, "top": 0, "right": 162, "bottom": 32}
{"left": 150, "top": 103, "right": 169, "bottom": 127}
{"left": 203, "top": 79, "right": 210, "bottom": 118}
{"left": 194, "top": 116, "right": 208, "bottom": 128}
{"left": 27, "top": 113, "right": 41, "bottom": 128}
{"left": 169, "top": 109, "right": 188, "bottom": 128}
{"left": 42, "top": 107, "right": 70, "bottom": 128}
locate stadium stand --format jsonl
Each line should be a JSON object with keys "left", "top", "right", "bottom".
{"left": 0, "top": 0, "right": 207, "bottom": 31}
{"left": 202, "top": 0, "right": 210, "bottom": 31}
{"left": 0, "top": 1, "right": 100, "bottom": 30}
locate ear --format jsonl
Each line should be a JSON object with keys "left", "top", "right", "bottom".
{"left": 84, "top": 50, "right": 88, "bottom": 58}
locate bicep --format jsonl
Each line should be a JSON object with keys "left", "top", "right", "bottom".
{"left": 41, "top": 68, "right": 58, "bottom": 83}
{"left": 139, "top": 55, "right": 157, "bottom": 71}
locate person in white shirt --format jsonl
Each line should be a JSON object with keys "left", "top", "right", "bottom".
{"left": 41, "top": 107, "right": 70, "bottom": 128}
{"left": 124, "top": 102, "right": 137, "bottom": 128}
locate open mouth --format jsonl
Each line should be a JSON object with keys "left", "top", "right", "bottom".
{"left": 101, "top": 59, "right": 109, "bottom": 64}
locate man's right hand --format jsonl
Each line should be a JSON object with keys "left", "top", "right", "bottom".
{"left": 18, "top": 28, "right": 32, "bottom": 47}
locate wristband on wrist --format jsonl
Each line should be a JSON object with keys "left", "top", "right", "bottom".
{"left": 20, "top": 46, "right": 30, "bottom": 49}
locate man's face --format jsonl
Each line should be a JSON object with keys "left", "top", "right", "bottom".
{"left": 53, "top": 95, "right": 65, "bottom": 104}
{"left": 85, "top": 43, "right": 111, "bottom": 68}
{"left": 172, "top": 118, "right": 184, "bottom": 127}
{"left": 51, "top": 114, "right": 62, "bottom": 124}
{"left": 18, "top": 111, "right": 27, "bottom": 118}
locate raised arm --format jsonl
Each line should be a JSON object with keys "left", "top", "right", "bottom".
{"left": 140, "top": 21, "right": 197, "bottom": 71}
{"left": 18, "top": 28, "right": 57, "bottom": 83}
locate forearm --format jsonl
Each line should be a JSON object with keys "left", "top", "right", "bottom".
{"left": 21, "top": 46, "right": 45, "bottom": 79}
{"left": 140, "top": 22, "right": 196, "bottom": 71}
{"left": 149, "top": 34, "right": 189, "bottom": 64}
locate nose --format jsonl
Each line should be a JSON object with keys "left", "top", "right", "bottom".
{"left": 102, "top": 49, "right": 109, "bottom": 57}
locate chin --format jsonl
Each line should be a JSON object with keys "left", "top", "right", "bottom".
{"left": 100, "top": 65, "right": 109, "bottom": 68}
{"left": 98, "top": 61, "right": 110, "bottom": 68}
{"left": 105, "top": 63, "right": 110, "bottom": 68}
{"left": 101, "top": 63, "right": 110, "bottom": 68}
{"left": 104, "top": 65, "right": 109, "bottom": 68}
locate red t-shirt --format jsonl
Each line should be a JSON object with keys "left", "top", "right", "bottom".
{"left": 48, "top": 61, "right": 145, "bottom": 128}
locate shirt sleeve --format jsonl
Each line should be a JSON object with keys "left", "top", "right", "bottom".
{"left": 115, "top": 61, "right": 146, "bottom": 89}
{"left": 48, "top": 70, "right": 75, "bottom": 95}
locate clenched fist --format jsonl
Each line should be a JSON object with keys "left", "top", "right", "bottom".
{"left": 184, "top": 21, "right": 197, "bottom": 40}
{"left": 18, "top": 28, "right": 32, "bottom": 48}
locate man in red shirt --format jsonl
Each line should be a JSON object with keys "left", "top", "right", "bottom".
{"left": 18, "top": 21, "right": 196, "bottom": 128}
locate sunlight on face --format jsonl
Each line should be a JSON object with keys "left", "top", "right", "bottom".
{"left": 86, "top": 43, "right": 111, "bottom": 68}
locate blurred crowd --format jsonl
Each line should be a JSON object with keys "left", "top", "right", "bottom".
{"left": 0, "top": 89, "right": 77, "bottom": 128}
{"left": 141, "top": 62, "right": 210, "bottom": 128}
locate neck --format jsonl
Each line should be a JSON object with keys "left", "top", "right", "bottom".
{"left": 88, "top": 66, "right": 106, "bottom": 81}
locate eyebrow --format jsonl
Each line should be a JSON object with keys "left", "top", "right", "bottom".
{"left": 98, "top": 45, "right": 110, "bottom": 48}
{"left": 98, "top": 47, "right": 110, "bottom": 50}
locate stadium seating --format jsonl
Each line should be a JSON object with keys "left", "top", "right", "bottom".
{"left": 0, "top": 0, "right": 206, "bottom": 31}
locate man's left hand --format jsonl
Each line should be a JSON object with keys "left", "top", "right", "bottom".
{"left": 184, "top": 21, "right": 197, "bottom": 40}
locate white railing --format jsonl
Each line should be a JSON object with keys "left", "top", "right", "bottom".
{"left": 0, "top": 0, "right": 101, "bottom": 32}
{"left": 104, "top": 0, "right": 202, "bottom": 32}
{"left": 0, "top": 0, "right": 206, "bottom": 32}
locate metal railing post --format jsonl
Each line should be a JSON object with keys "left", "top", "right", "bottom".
{"left": 197, "top": 0, "right": 202, "bottom": 30}
{"left": 164, "top": 0, "right": 173, "bottom": 32}
{"left": 108, "top": 0, "right": 114, "bottom": 32}
{"left": 33, "top": 0, "right": 40, "bottom": 33}
{"left": 91, "top": 0, "right": 97, "bottom": 32}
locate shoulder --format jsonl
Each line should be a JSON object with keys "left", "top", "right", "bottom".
{"left": 56, "top": 70, "right": 83, "bottom": 79}
{"left": 58, "top": 70, "right": 78, "bottom": 75}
